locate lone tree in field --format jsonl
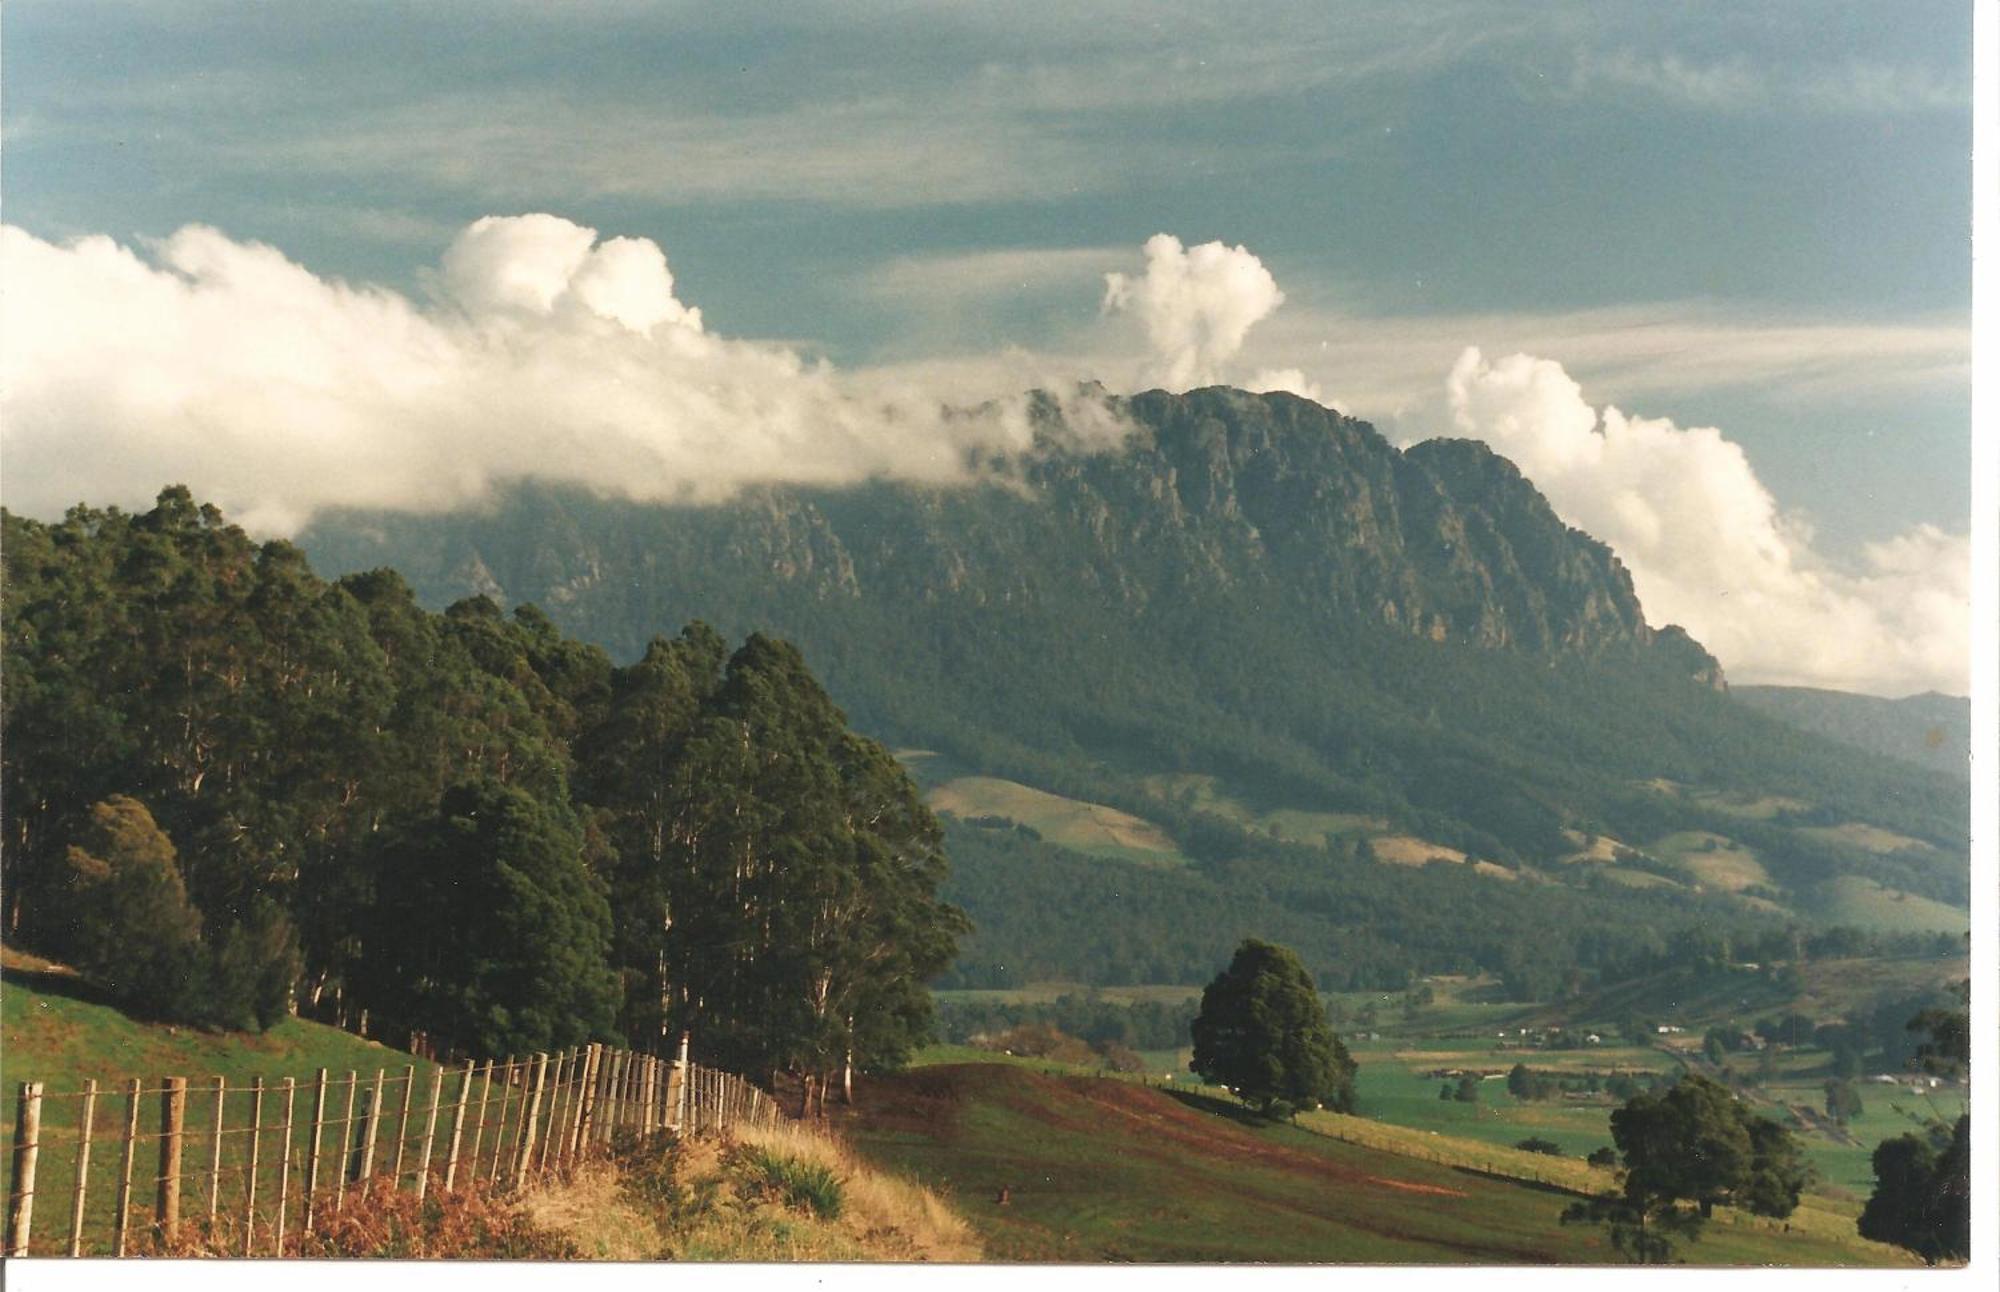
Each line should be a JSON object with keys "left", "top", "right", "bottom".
{"left": 1565, "top": 1072, "right": 1806, "bottom": 1262}
{"left": 1190, "top": 938, "right": 1355, "bottom": 1118}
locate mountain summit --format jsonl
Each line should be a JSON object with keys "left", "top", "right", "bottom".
{"left": 307, "top": 386, "right": 1719, "bottom": 684}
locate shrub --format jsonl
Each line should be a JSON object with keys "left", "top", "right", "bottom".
{"left": 1516, "top": 1137, "right": 1563, "bottom": 1156}
{"left": 749, "top": 1149, "right": 845, "bottom": 1220}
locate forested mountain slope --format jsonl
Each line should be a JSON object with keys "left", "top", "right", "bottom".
{"left": 301, "top": 388, "right": 1965, "bottom": 905}
{"left": 1735, "top": 685, "right": 1969, "bottom": 781}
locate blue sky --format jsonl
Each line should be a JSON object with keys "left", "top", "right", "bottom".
{"left": 0, "top": 1, "right": 1975, "bottom": 692}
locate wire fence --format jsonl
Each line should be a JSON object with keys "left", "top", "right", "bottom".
{"left": 4, "top": 1043, "right": 783, "bottom": 1257}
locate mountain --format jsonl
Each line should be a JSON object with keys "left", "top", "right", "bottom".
{"left": 1735, "top": 685, "right": 1969, "bottom": 781}
{"left": 300, "top": 386, "right": 1969, "bottom": 986}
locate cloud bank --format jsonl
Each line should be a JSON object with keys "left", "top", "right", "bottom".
{"left": 1439, "top": 348, "right": 1967, "bottom": 696}
{"left": 0, "top": 216, "right": 1125, "bottom": 536}
{"left": 0, "top": 215, "right": 1965, "bottom": 696}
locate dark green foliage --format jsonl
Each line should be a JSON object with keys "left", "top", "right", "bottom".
{"left": 1507, "top": 1063, "right": 1556, "bottom": 1102}
{"left": 1588, "top": 1146, "right": 1619, "bottom": 1168}
{"left": 1611, "top": 1074, "right": 1805, "bottom": 1221}
{"left": 748, "top": 1149, "right": 844, "bottom": 1220}
{"left": 595, "top": 632, "right": 967, "bottom": 1087}
{"left": 363, "top": 779, "right": 620, "bottom": 1056}
{"left": 58, "top": 796, "right": 205, "bottom": 1019}
{"left": 3, "top": 490, "right": 961, "bottom": 1072}
{"left": 1567, "top": 1074, "right": 1805, "bottom": 1261}
{"left": 1453, "top": 1076, "right": 1481, "bottom": 1104}
{"left": 1516, "top": 1138, "right": 1562, "bottom": 1156}
{"left": 1858, "top": 1123, "right": 1966, "bottom": 1264}
{"left": 1824, "top": 1079, "right": 1862, "bottom": 1125}
{"left": 1190, "top": 939, "right": 1356, "bottom": 1117}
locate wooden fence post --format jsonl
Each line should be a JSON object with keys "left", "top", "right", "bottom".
{"left": 414, "top": 1066, "right": 445, "bottom": 1201}
{"left": 535, "top": 1051, "right": 568, "bottom": 1177}
{"left": 68, "top": 1079, "right": 96, "bottom": 1257}
{"left": 443, "top": 1062, "right": 473, "bottom": 1193}
{"left": 592, "top": 1052, "right": 613, "bottom": 1143}
{"left": 155, "top": 1076, "right": 187, "bottom": 1246}
{"left": 111, "top": 1078, "right": 140, "bottom": 1257}
{"left": 304, "top": 1069, "right": 329, "bottom": 1230}
{"left": 356, "top": 1070, "right": 384, "bottom": 1195}
{"left": 206, "top": 1077, "right": 226, "bottom": 1223}
{"left": 333, "top": 1072, "right": 357, "bottom": 1212}
{"left": 467, "top": 1061, "right": 494, "bottom": 1184}
{"left": 557, "top": 1049, "right": 581, "bottom": 1168}
{"left": 274, "top": 1078, "right": 296, "bottom": 1255}
{"left": 511, "top": 1055, "right": 549, "bottom": 1192}
{"left": 388, "top": 1065, "right": 415, "bottom": 1189}
{"left": 573, "top": 1045, "right": 599, "bottom": 1154}
{"left": 242, "top": 1076, "right": 264, "bottom": 1257}
{"left": 487, "top": 1060, "right": 516, "bottom": 1186}
{"left": 6, "top": 1081, "right": 43, "bottom": 1257}
{"left": 669, "top": 1034, "right": 688, "bottom": 1133}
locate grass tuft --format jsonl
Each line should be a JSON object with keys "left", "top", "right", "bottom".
{"left": 749, "top": 1147, "right": 844, "bottom": 1219}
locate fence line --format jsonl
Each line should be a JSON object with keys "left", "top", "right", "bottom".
{"left": 2, "top": 1044, "right": 784, "bottom": 1258}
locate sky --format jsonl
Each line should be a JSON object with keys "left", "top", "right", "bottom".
{"left": 0, "top": 1, "right": 1976, "bottom": 695}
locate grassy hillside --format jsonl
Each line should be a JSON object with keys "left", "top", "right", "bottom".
{"left": 2, "top": 949, "right": 432, "bottom": 1089}
{"left": 838, "top": 1061, "right": 1915, "bottom": 1265}
{"left": 2, "top": 948, "right": 443, "bottom": 1256}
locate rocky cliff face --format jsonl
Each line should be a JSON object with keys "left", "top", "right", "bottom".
{"left": 301, "top": 385, "right": 1722, "bottom": 685}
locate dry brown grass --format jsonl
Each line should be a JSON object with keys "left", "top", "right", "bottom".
{"left": 735, "top": 1120, "right": 978, "bottom": 1262}
{"left": 144, "top": 1175, "right": 581, "bottom": 1259}
{"left": 517, "top": 1120, "right": 979, "bottom": 1263}
{"left": 517, "top": 1158, "right": 665, "bottom": 1260}
{"left": 1371, "top": 835, "right": 1468, "bottom": 866}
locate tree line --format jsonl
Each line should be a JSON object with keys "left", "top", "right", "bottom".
{"left": 2, "top": 489, "right": 965, "bottom": 1104}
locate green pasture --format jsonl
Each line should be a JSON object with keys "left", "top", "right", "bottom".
{"left": 1759, "top": 1077, "right": 1968, "bottom": 1201}
{"left": 1647, "top": 831, "right": 1771, "bottom": 891}
{"left": 845, "top": 1061, "right": 1914, "bottom": 1265}
{"left": 1809, "top": 877, "right": 1968, "bottom": 936}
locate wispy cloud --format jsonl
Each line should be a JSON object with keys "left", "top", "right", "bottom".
{"left": 861, "top": 247, "right": 1126, "bottom": 305}
{"left": 1558, "top": 49, "right": 1969, "bottom": 115}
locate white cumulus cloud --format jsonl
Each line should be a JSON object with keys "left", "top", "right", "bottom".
{"left": 1102, "top": 233, "right": 1284, "bottom": 390}
{"left": 0, "top": 215, "right": 1129, "bottom": 537}
{"left": 1438, "top": 346, "right": 1967, "bottom": 696}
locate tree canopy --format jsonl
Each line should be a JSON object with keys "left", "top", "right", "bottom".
{"left": 1566, "top": 1073, "right": 1807, "bottom": 1263}
{"left": 1189, "top": 938, "right": 1356, "bottom": 1117}
{"left": 1612, "top": 1074, "right": 1806, "bottom": 1221}
{"left": 2, "top": 490, "right": 964, "bottom": 1096}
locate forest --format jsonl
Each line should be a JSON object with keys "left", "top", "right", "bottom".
{"left": 1, "top": 488, "right": 966, "bottom": 1099}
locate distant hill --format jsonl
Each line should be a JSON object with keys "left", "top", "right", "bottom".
{"left": 1735, "top": 686, "right": 1969, "bottom": 780}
